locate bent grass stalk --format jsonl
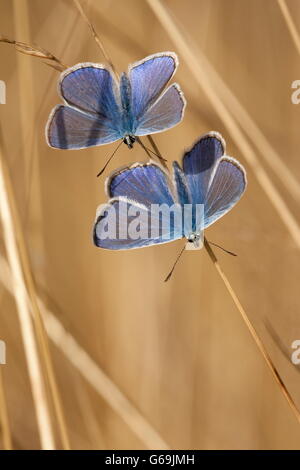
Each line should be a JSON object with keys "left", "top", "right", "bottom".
{"left": 0, "top": 35, "right": 67, "bottom": 72}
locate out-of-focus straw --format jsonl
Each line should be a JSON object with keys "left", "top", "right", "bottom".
{"left": 0, "top": 366, "right": 12, "bottom": 449}
{"left": 0, "top": 146, "right": 55, "bottom": 450}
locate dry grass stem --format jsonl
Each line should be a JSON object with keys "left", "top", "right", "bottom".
{"left": 204, "top": 238, "right": 300, "bottom": 425}
{"left": 73, "top": 0, "right": 118, "bottom": 76}
{"left": 277, "top": 0, "right": 300, "bottom": 57}
{"left": 0, "top": 367, "right": 12, "bottom": 450}
{"left": 0, "top": 35, "right": 67, "bottom": 71}
{"left": 0, "top": 146, "right": 55, "bottom": 450}
{"left": 11, "top": 0, "right": 70, "bottom": 449}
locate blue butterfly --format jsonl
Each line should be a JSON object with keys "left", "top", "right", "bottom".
{"left": 46, "top": 52, "right": 186, "bottom": 150}
{"left": 93, "top": 132, "right": 247, "bottom": 251}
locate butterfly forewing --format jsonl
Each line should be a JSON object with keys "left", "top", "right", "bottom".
{"left": 107, "top": 163, "right": 175, "bottom": 207}
{"left": 59, "top": 64, "right": 121, "bottom": 118}
{"left": 47, "top": 64, "right": 123, "bottom": 149}
{"left": 182, "top": 132, "right": 225, "bottom": 204}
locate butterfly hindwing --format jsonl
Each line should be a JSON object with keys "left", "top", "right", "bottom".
{"left": 135, "top": 83, "right": 186, "bottom": 136}
{"left": 46, "top": 105, "right": 121, "bottom": 149}
{"left": 204, "top": 156, "right": 247, "bottom": 228}
{"left": 94, "top": 162, "right": 183, "bottom": 249}
{"left": 94, "top": 197, "right": 182, "bottom": 250}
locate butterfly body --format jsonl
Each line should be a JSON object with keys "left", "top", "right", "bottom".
{"left": 119, "top": 73, "right": 134, "bottom": 142}
{"left": 46, "top": 53, "right": 186, "bottom": 151}
{"left": 122, "top": 135, "right": 136, "bottom": 149}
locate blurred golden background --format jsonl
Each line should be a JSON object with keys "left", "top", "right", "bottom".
{"left": 0, "top": 0, "right": 300, "bottom": 450}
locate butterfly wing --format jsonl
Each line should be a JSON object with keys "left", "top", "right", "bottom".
{"left": 46, "top": 63, "right": 123, "bottom": 149}
{"left": 94, "top": 197, "right": 182, "bottom": 250}
{"left": 204, "top": 157, "right": 247, "bottom": 228}
{"left": 134, "top": 83, "right": 186, "bottom": 136}
{"left": 59, "top": 63, "right": 121, "bottom": 117}
{"left": 128, "top": 52, "right": 178, "bottom": 120}
{"left": 46, "top": 105, "right": 121, "bottom": 149}
{"left": 106, "top": 162, "right": 175, "bottom": 207}
{"left": 182, "top": 132, "right": 225, "bottom": 204}
{"left": 94, "top": 162, "right": 182, "bottom": 250}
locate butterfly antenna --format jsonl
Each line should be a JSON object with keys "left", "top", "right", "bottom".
{"left": 96, "top": 140, "right": 123, "bottom": 177}
{"left": 207, "top": 240, "right": 237, "bottom": 257}
{"left": 164, "top": 243, "right": 186, "bottom": 282}
{"left": 137, "top": 137, "right": 167, "bottom": 164}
